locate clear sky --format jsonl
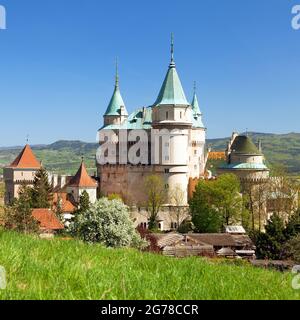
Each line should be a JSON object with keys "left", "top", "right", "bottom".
{"left": 0, "top": 0, "right": 299, "bottom": 146}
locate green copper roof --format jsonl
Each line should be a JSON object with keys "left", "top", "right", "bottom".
{"left": 104, "top": 63, "right": 128, "bottom": 116}
{"left": 220, "top": 162, "right": 269, "bottom": 170}
{"left": 231, "top": 135, "right": 261, "bottom": 155}
{"left": 154, "top": 35, "right": 188, "bottom": 106}
{"left": 154, "top": 64, "right": 189, "bottom": 106}
{"left": 191, "top": 92, "right": 201, "bottom": 115}
{"left": 102, "top": 107, "right": 153, "bottom": 130}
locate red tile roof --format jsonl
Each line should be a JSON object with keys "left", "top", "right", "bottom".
{"left": 53, "top": 192, "right": 76, "bottom": 213}
{"left": 32, "top": 209, "right": 64, "bottom": 231}
{"left": 68, "top": 161, "right": 97, "bottom": 188}
{"left": 9, "top": 144, "right": 41, "bottom": 169}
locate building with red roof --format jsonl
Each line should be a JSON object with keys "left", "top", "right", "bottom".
{"left": 3, "top": 144, "right": 41, "bottom": 204}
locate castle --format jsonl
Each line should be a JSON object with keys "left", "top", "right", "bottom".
{"left": 97, "top": 38, "right": 207, "bottom": 208}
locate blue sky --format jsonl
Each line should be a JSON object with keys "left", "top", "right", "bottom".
{"left": 0, "top": 0, "right": 299, "bottom": 146}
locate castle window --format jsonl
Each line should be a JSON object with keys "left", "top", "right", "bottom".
{"left": 165, "top": 156, "right": 169, "bottom": 161}
{"left": 166, "top": 111, "right": 169, "bottom": 119}
{"left": 180, "top": 112, "right": 182, "bottom": 119}
{"left": 21, "top": 172, "right": 23, "bottom": 176}
{"left": 194, "top": 150, "right": 197, "bottom": 155}
{"left": 164, "top": 168, "right": 170, "bottom": 174}
{"left": 194, "top": 165, "right": 198, "bottom": 170}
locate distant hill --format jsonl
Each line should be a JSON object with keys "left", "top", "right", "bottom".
{"left": 0, "top": 132, "right": 300, "bottom": 175}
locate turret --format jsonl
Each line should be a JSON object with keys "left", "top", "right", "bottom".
{"left": 103, "top": 59, "right": 128, "bottom": 126}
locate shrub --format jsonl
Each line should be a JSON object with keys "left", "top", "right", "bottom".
{"left": 70, "top": 198, "right": 146, "bottom": 249}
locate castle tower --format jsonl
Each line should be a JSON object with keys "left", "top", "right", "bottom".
{"left": 218, "top": 133, "right": 270, "bottom": 181}
{"left": 3, "top": 144, "right": 41, "bottom": 204}
{"left": 152, "top": 35, "right": 193, "bottom": 204}
{"left": 103, "top": 60, "right": 128, "bottom": 126}
{"left": 67, "top": 160, "right": 98, "bottom": 204}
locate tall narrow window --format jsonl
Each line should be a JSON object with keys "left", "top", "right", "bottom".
{"left": 180, "top": 112, "right": 182, "bottom": 119}
{"left": 166, "top": 111, "right": 169, "bottom": 119}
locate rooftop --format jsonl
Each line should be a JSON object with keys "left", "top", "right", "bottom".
{"left": 9, "top": 144, "right": 41, "bottom": 169}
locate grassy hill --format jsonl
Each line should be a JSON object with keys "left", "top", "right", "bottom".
{"left": 0, "top": 132, "right": 300, "bottom": 175}
{"left": 0, "top": 230, "right": 298, "bottom": 300}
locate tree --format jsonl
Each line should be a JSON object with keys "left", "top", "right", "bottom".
{"left": 268, "top": 165, "right": 299, "bottom": 219}
{"left": 190, "top": 174, "right": 245, "bottom": 233}
{"left": 144, "top": 175, "right": 167, "bottom": 230}
{"left": 243, "top": 179, "right": 270, "bottom": 231}
{"left": 31, "top": 167, "right": 53, "bottom": 209}
{"left": 169, "top": 184, "right": 188, "bottom": 229}
{"left": 284, "top": 209, "right": 300, "bottom": 240}
{"left": 190, "top": 180, "right": 222, "bottom": 233}
{"left": 282, "top": 235, "right": 300, "bottom": 263}
{"left": 70, "top": 198, "right": 146, "bottom": 249}
{"left": 76, "top": 191, "right": 90, "bottom": 214}
{"left": 253, "top": 213, "right": 286, "bottom": 260}
{"left": 3, "top": 184, "right": 38, "bottom": 234}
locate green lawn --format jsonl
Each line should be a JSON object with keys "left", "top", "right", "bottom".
{"left": 0, "top": 230, "right": 299, "bottom": 300}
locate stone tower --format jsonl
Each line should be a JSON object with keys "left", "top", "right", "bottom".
{"left": 3, "top": 144, "right": 41, "bottom": 204}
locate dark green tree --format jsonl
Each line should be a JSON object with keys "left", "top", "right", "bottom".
{"left": 4, "top": 184, "right": 39, "bottom": 234}
{"left": 76, "top": 191, "right": 90, "bottom": 215}
{"left": 31, "top": 167, "right": 53, "bottom": 208}
{"left": 254, "top": 214, "right": 286, "bottom": 260}
{"left": 284, "top": 209, "right": 300, "bottom": 240}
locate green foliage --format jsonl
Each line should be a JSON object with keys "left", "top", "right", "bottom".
{"left": 144, "top": 175, "right": 167, "bottom": 230}
{"left": 3, "top": 185, "right": 38, "bottom": 234}
{"left": 0, "top": 230, "right": 299, "bottom": 300}
{"left": 253, "top": 214, "right": 287, "bottom": 260}
{"left": 282, "top": 235, "right": 300, "bottom": 263}
{"left": 107, "top": 193, "right": 123, "bottom": 201}
{"left": 70, "top": 198, "right": 146, "bottom": 249}
{"left": 190, "top": 174, "right": 245, "bottom": 233}
{"left": 76, "top": 191, "right": 90, "bottom": 214}
{"left": 30, "top": 167, "right": 53, "bottom": 209}
{"left": 284, "top": 210, "right": 300, "bottom": 240}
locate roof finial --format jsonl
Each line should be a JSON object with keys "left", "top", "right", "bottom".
{"left": 170, "top": 33, "right": 175, "bottom": 67}
{"left": 193, "top": 81, "right": 197, "bottom": 95}
{"left": 26, "top": 134, "right": 29, "bottom": 144}
{"left": 115, "top": 57, "right": 119, "bottom": 88}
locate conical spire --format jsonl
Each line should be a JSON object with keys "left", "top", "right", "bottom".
{"left": 191, "top": 82, "right": 202, "bottom": 116}
{"left": 104, "top": 59, "right": 128, "bottom": 116}
{"left": 154, "top": 34, "right": 189, "bottom": 106}
{"left": 68, "top": 160, "right": 97, "bottom": 188}
{"left": 10, "top": 144, "right": 41, "bottom": 169}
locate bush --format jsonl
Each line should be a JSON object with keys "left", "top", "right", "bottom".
{"left": 70, "top": 198, "right": 146, "bottom": 249}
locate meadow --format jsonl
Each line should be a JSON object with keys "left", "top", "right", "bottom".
{"left": 0, "top": 230, "right": 299, "bottom": 300}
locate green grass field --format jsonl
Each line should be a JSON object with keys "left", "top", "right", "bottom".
{"left": 0, "top": 231, "right": 299, "bottom": 300}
